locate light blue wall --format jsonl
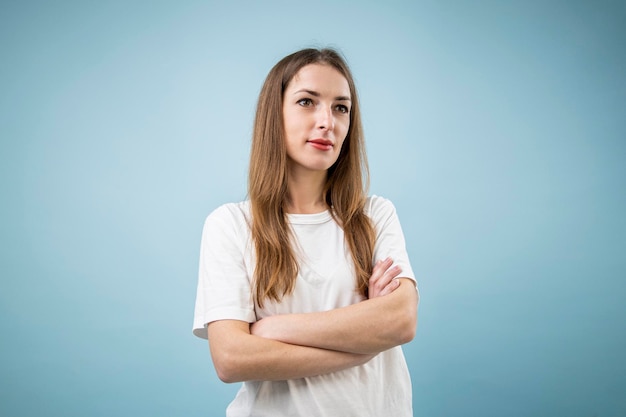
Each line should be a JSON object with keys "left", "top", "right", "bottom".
{"left": 1, "top": 1, "right": 624, "bottom": 416}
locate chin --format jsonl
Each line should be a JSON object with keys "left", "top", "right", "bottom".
{"left": 289, "top": 157, "right": 340, "bottom": 173}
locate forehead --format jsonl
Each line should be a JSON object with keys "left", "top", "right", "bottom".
{"left": 286, "top": 64, "right": 350, "bottom": 97}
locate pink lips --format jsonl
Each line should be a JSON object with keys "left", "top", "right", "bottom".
{"left": 307, "top": 139, "right": 333, "bottom": 151}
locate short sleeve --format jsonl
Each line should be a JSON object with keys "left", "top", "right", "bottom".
{"left": 192, "top": 204, "right": 256, "bottom": 339}
{"left": 366, "top": 196, "right": 417, "bottom": 288}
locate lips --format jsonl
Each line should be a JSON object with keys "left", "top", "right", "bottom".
{"left": 307, "top": 138, "right": 334, "bottom": 151}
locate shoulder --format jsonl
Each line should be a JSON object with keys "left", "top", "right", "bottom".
{"left": 364, "top": 195, "right": 397, "bottom": 220}
{"left": 202, "top": 201, "right": 251, "bottom": 236}
{"left": 206, "top": 200, "right": 250, "bottom": 221}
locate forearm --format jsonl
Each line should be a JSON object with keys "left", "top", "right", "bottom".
{"left": 207, "top": 320, "right": 374, "bottom": 383}
{"left": 251, "top": 278, "right": 419, "bottom": 354}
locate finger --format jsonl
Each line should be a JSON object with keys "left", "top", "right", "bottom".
{"left": 375, "top": 265, "right": 402, "bottom": 291}
{"left": 370, "top": 263, "right": 402, "bottom": 298}
{"left": 378, "top": 278, "right": 401, "bottom": 297}
{"left": 369, "top": 258, "right": 393, "bottom": 286}
{"left": 384, "top": 264, "right": 402, "bottom": 281}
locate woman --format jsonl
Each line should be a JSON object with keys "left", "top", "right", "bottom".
{"left": 193, "top": 48, "right": 419, "bottom": 417}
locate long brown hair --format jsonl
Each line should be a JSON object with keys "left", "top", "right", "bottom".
{"left": 248, "top": 48, "right": 375, "bottom": 307}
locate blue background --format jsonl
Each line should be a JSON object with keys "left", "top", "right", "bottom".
{"left": 1, "top": 1, "right": 624, "bottom": 416}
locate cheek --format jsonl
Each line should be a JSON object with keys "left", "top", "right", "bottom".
{"left": 284, "top": 111, "right": 304, "bottom": 137}
{"left": 338, "top": 120, "right": 350, "bottom": 143}
{"left": 336, "top": 133, "right": 348, "bottom": 153}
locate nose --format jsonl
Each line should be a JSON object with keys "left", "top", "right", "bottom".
{"left": 316, "top": 106, "right": 334, "bottom": 131}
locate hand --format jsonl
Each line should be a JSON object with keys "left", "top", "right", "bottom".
{"left": 368, "top": 257, "right": 402, "bottom": 299}
{"left": 250, "top": 317, "right": 272, "bottom": 339}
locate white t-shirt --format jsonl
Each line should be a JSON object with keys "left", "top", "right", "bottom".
{"left": 193, "top": 195, "right": 417, "bottom": 417}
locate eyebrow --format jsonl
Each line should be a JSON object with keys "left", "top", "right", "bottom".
{"left": 294, "top": 89, "right": 351, "bottom": 101}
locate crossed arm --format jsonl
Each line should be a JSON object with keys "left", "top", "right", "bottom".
{"left": 206, "top": 258, "right": 419, "bottom": 383}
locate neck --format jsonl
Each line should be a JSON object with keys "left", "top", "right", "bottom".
{"left": 286, "top": 166, "right": 328, "bottom": 214}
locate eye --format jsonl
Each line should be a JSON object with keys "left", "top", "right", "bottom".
{"left": 297, "top": 98, "right": 314, "bottom": 107}
{"left": 335, "top": 104, "right": 350, "bottom": 114}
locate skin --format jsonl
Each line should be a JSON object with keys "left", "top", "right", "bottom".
{"left": 206, "top": 64, "right": 419, "bottom": 383}
{"left": 282, "top": 63, "right": 351, "bottom": 214}
{"left": 250, "top": 264, "right": 417, "bottom": 354}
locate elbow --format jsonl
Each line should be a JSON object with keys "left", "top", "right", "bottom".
{"left": 396, "top": 287, "right": 419, "bottom": 345}
{"left": 383, "top": 307, "right": 416, "bottom": 346}
{"left": 207, "top": 321, "right": 253, "bottom": 383}
{"left": 212, "top": 351, "right": 243, "bottom": 383}
{"left": 397, "top": 310, "right": 417, "bottom": 345}
{"left": 215, "top": 367, "right": 238, "bottom": 384}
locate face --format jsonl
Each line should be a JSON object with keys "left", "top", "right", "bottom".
{"left": 282, "top": 63, "right": 351, "bottom": 175}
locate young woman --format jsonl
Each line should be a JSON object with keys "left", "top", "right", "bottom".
{"left": 193, "top": 48, "right": 419, "bottom": 417}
